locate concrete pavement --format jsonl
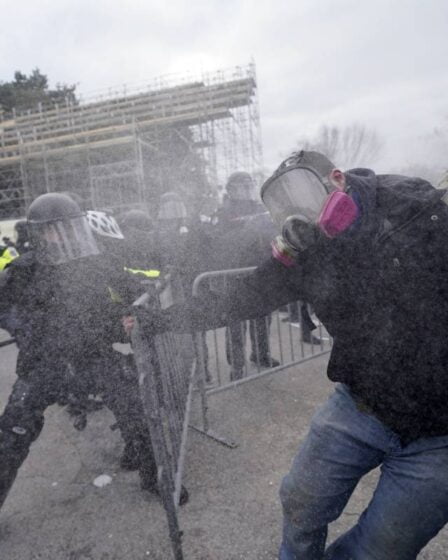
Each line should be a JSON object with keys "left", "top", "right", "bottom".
{"left": 0, "top": 331, "right": 447, "bottom": 559}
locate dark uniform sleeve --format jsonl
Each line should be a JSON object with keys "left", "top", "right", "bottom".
{"left": 0, "top": 254, "right": 34, "bottom": 311}
{"left": 0, "top": 253, "right": 35, "bottom": 334}
{"left": 161, "top": 256, "right": 304, "bottom": 333}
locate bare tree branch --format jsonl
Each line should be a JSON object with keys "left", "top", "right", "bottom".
{"left": 297, "top": 123, "right": 382, "bottom": 169}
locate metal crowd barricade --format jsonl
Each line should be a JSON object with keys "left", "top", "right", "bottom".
{"left": 131, "top": 280, "right": 195, "bottom": 560}
{"left": 130, "top": 267, "right": 332, "bottom": 557}
{"left": 191, "top": 267, "right": 332, "bottom": 445}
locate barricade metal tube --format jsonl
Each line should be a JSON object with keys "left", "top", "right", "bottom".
{"left": 0, "top": 338, "right": 16, "bottom": 348}
{"left": 173, "top": 370, "right": 195, "bottom": 507}
{"left": 193, "top": 330, "right": 209, "bottom": 433}
{"left": 212, "top": 329, "right": 222, "bottom": 386}
{"left": 132, "top": 282, "right": 196, "bottom": 560}
{"left": 190, "top": 267, "right": 333, "bottom": 435}
{"left": 274, "top": 311, "right": 284, "bottom": 364}
{"left": 205, "top": 350, "right": 331, "bottom": 396}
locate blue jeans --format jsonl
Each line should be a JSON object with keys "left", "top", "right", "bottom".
{"left": 279, "top": 384, "right": 448, "bottom": 559}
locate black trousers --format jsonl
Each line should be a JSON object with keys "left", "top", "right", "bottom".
{"left": 0, "top": 349, "right": 156, "bottom": 509}
{"left": 286, "top": 302, "right": 317, "bottom": 336}
{"left": 225, "top": 315, "right": 271, "bottom": 379}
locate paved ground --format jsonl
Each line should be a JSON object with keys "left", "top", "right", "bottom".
{"left": 1, "top": 330, "right": 448, "bottom": 559}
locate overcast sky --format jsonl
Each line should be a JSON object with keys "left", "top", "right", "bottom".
{"left": 1, "top": 0, "right": 447, "bottom": 175}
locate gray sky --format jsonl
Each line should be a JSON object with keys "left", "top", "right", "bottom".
{"left": 1, "top": 0, "right": 447, "bottom": 175}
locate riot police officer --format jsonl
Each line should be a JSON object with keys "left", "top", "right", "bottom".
{"left": 212, "top": 171, "right": 280, "bottom": 379}
{"left": 0, "top": 193, "right": 157, "bottom": 510}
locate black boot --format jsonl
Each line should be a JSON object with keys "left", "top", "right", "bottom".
{"left": 0, "top": 422, "right": 41, "bottom": 509}
{"left": 0, "top": 378, "right": 46, "bottom": 510}
{"left": 250, "top": 354, "right": 280, "bottom": 368}
{"left": 179, "top": 485, "right": 189, "bottom": 506}
{"left": 140, "top": 470, "right": 159, "bottom": 493}
{"left": 302, "top": 332, "right": 322, "bottom": 345}
{"left": 139, "top": 457, "right": 159, "bottom": 493}
{"left": 229, "top": 367, "right": 244, "bottom": 381}
{"left": 119, "top": 440, "right": 140, "bottom": 471}
{"left": 135, "top": 435, "right": 158, "bottom": 493}
{"left": 0, "top": 459, "right": 21, "bottom": 510}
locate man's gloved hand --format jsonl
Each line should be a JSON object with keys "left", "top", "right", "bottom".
{"left": 122, "top": 307, "right": 169, "bottom": 338}
{"left": 122, "top": 315, "right": 135, "bottom": 336}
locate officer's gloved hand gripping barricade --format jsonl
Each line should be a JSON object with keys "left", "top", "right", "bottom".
{"left": 131, "top": 277, "right": 193, "bottom": 560}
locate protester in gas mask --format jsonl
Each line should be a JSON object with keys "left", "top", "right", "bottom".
{"left": 132, "top": 150, "right": 448, "bottom": 559}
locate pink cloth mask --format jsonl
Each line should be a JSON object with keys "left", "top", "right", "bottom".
{"left": 317, "top": 190, "right": 359, "bottom": 238}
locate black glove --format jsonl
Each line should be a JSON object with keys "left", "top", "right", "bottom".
{"left": 132, "top": 306, "right": 170, "bottom": 338}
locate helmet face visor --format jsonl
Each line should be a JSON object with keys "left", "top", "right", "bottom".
{"left": 157, "top": 200, "right": 187, "bottom": 220}
{"left": 227, "top": 180, "right": 257, "bottom": 201}
{"left": 30, "top": 216, "right": 99, "bottom": 264}
{"left": 261, "top": 168, "right": 330, "bottom": 250}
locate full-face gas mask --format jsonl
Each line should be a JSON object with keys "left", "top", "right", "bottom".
{"left": 261, "top": 151, "right": 358, "bottom": 252}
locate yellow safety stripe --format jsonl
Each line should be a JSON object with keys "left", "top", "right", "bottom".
{"left": 107, "top": 267, "right": 161, "bottom": 303}
{"left": 107, "top": 286, "right": 124, "bottom": 303}
{"left": 124, "top": 267, "right": 160, "bottom": 278}
{"left": 0, "top": 247, "right": 18, "bottom": 270}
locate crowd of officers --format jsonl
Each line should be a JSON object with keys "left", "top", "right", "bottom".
{"left": 0, "top": 171, "right": 304, "bottom": 511}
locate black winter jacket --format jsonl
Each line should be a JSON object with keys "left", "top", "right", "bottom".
{"left": 0, "top": 251, "right": 139, "bottom": 375}
{"left": 165, "top": 170, "right": 448, "bottom": 442}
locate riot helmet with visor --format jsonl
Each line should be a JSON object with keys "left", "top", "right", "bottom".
{"left": 157, "top": 191, "right": 187, "bottom": 221}
{"left": 226, "top": 171, "right": 257, "bottom": 201}
{"left": 27, "top": 193, "right": 99, "bottom": 265}
{"left": 118, "top": 209, "right": 152, "bottom": 233}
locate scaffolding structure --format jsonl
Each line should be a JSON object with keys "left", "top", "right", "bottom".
{"left": 0, "top": 63, "right": 262, "bottom": 219}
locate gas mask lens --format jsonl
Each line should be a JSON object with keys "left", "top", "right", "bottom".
{"left": 262, "top": 169, "right": 328, "bottom": 226}
{"left": 261, "top": 168, "right": 330, "bottom": 250}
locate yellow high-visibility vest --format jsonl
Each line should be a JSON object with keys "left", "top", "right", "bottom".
{"left": 107, "top": 267, "right": 161, "bottom": 303}
{"left": 0, "top": 247, "right": 19, "bottom": 271}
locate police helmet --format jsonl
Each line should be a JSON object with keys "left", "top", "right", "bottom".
{"left": 118, "top": 209, "right": 152, "bottom": 232}
{"left": 225, "top": 171, "right": 256, "bottom": 201}
{"left": 27, "top": 193, "right": 99, "bottom": 265}
{"left": 157, "top": 191, "right": 188, "bottom": 221}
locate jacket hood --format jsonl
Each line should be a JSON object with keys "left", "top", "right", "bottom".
{"left": 375, "top": 173, "right": 444, "bottom": 224}
{"left": 345, "top": 168, "right": 445, "bottom": 236}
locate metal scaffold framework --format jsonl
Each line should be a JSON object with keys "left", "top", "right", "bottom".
{"left": 0, "top": 63, "right": 263, "bottom": 219}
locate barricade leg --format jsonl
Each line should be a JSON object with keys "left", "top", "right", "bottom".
{"left": 190, "top": 331, "right": 237, "bottom": 449}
